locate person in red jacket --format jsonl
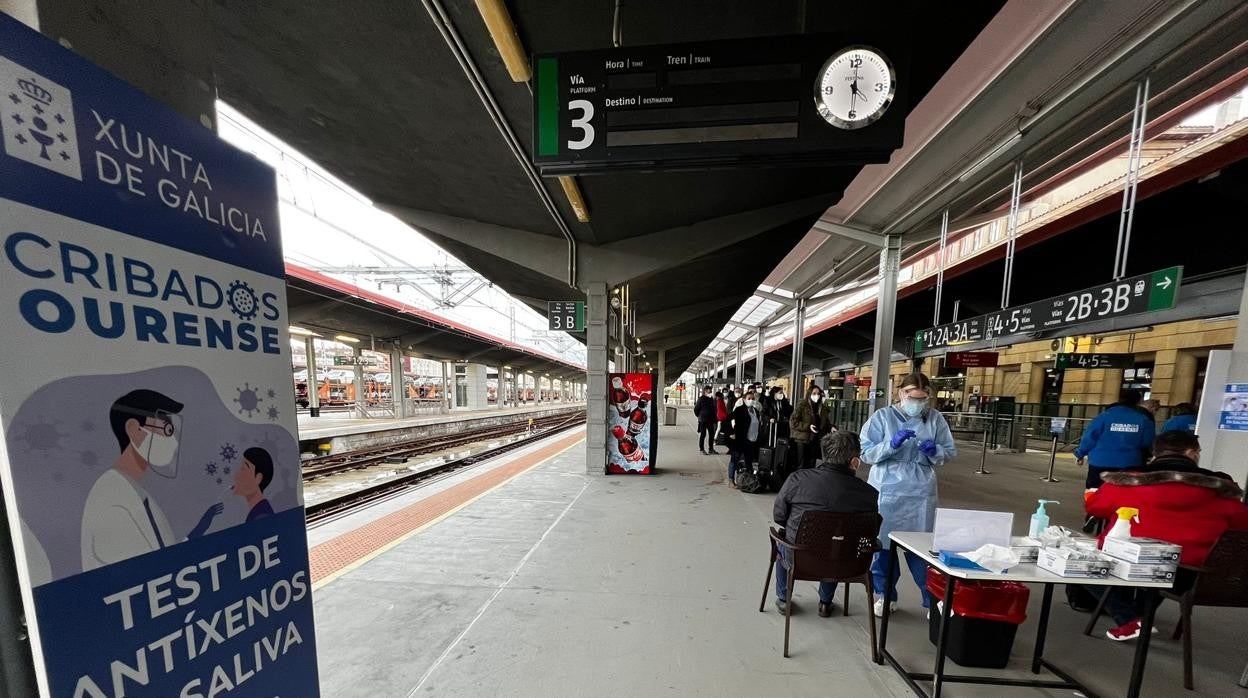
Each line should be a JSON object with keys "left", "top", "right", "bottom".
{"left": 1084, "top": 431, "right": 1248, "bottom": 641}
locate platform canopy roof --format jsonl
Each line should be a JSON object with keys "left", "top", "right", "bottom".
{"left": 36, "top": 1, "right": 1246, "bottom": 381}
{"left": 36, "top": 0, "right": 1007, "bottom": 380}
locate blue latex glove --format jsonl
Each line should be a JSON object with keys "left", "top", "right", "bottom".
{"left": 919, "top": 439, "right": 939, "bottom": 457}
{"left": 188, "top": 503, "right": 223, "bottom": 539}
{"left": 889, "top": 429, "right": 917, "bottom": 449}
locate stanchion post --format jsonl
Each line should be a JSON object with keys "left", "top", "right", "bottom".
{"left": 975, "top": 429, "right": 992, "bottom": 475}
{"left": 1041, "top": 434, "right": 1061, "bottom": 482}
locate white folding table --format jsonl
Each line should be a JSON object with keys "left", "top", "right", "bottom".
{"left": 879, "top": 532, "right": 1172, "bottom": 698}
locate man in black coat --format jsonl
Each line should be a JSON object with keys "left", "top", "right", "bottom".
{"left": 693, "top": 385, "right": 719, "bottom": 455}
{"left": 772, "top": 430, "right": 879, "bottom": 617}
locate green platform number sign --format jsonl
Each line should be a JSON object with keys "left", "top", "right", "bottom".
{"left": 548, "top": 300, "right": 586, "bottom": 332}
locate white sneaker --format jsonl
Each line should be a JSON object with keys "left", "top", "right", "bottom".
{"left": 873, "top": 599, "right": 898, "bottom": 618}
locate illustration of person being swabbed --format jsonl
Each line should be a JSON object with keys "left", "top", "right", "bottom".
{"left": 231, "top": 447, "right": 275, "bottom": 522}
{"left": 80, "top": 390, "right": 223, "bottom": 571}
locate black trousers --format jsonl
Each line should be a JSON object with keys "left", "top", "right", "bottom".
{"left": 795, "top": 440, "right": 818, "bottom": 469}
{"left": 698, "top": 421, "right": 716, "bottom": 451}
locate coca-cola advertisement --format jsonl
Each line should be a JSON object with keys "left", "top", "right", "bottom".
{"left": 606, "top": 372, "right": 658, "bottom": 474}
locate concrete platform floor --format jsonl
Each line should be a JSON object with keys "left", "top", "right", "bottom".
{"left": 310, "top": 407, "right": 1248, "bottom": 697}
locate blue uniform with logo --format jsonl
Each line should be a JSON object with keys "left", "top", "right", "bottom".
{"left": 1161, "top": 413, "right": 1197, "bottom": 434}
{"left": 1075, "top": 405, "right": 1155, "bottom": 488}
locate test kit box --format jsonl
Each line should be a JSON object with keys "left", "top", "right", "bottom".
{"left": 1101, "top": 537, "right": 1182, "bottom": 565}
{"left": 1010, "top": 536, "right": 1041, "bottom": 563}
{"left": 1038, "top": 548, "right": 1109, "bottom": 578}
{"left": 1106, "top": 557, "right": 1178, "bottom": 583}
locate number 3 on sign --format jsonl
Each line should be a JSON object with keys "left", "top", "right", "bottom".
{"left": 568, "top": 100, "right": 595, "bottom": 150}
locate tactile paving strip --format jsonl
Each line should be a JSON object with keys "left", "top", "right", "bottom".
{"left": 309, "top": 431, "right": 585, "bottom": 586}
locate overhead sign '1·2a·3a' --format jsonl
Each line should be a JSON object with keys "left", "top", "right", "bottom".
{"left": 914, "top": 267, "right": 1182, "bottom": 353}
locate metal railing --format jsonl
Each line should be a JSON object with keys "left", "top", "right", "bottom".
{"left": 815, "top": 399, "right": 1173, "bottom": 453}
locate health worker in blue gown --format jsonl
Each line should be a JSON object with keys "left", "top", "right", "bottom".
{"left": 860, "top": 372, "right": 956, "bottom": 617}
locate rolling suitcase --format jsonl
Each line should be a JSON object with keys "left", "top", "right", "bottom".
{"left": 756, "top": 423, "right": 780, "bottom": 490}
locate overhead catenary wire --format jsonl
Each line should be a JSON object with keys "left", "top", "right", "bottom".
{"left": 422, "top": 0, "right": 579, "bottom": 289}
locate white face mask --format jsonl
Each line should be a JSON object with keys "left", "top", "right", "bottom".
{"left": 811, "top": 394, "right": 821, "bottom": 402}
{"left": 776, "top": 393, "right": 785, "bottom": 401}
{"left": 141, "top": 431, "right": 179, "bottom": 477}
{"left": 734, "top": 392, "right": 741, "bottom": 398}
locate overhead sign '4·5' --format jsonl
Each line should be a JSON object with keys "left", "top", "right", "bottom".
{"left": 915, "top": 267, "right": 1181, "bottom": 352}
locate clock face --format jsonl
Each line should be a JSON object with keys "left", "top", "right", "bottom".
{"left": 815, "top": 46, "right": 896, "bottom": 130}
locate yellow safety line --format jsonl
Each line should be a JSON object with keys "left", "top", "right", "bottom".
{"left": 312, "top": 434, "right": 585, "bottom": 591}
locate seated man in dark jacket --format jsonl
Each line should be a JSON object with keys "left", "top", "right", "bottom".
{"left": 772, "top": 431, "right": 880, "bottom": 617}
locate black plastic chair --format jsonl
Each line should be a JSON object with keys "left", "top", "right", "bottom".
{"left": 1083, "top": 530, "right": 1248, "bottom": 691}
{"left": 758, "top": 511, "right": 882, "bottom": 659}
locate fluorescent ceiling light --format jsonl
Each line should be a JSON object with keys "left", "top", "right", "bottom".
{"left": 289, "top": 326, "right": 319, "bottom": 336}
{"left": 335, "top": 335, "right": 360, "bottom": 343}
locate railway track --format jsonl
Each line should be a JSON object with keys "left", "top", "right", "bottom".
{"left": 302, "top": 409, "right": 584, "bottom": 480}
{"left": 304, "top": 412, "right": 585, "bottom": 525}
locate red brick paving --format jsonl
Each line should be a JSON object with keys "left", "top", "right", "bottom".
{"left": 309, "top": 432, "right": 585, "bottom": 584}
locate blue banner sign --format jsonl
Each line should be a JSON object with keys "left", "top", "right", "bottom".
{"left": 0, "top": 14, "right": 318, "bottom": 696}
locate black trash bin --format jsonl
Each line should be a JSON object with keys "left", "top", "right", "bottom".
{"left": 926, "top": 569, "right": 1030, "bottom": 669}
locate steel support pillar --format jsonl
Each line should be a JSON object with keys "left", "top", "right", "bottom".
{"left": 735, "top": 340, "right": 744, "bottom": 388}
{"left": 390, "top": 347, "right": 406, "bottom": 418}
{"left": 304, "top": 335, "right": 321, "bottom": 417}
{"left": 657, "top": 349, "right": 667, "bottom": 398}
{"left": 440, "top": 361, "right": 450, "bottom": 413}
{"left": 585, "top": 282, "right": 610, "bottom": 474}
{"left": 353, "top": 347, "right": 366, "bottom": 418}
{"left": 755, "top": 328, "right": 765, "bottom": 384}
{"left": 790, "top": 298, "right": 807, "bottom": 395}
{"left": 871, "top": 236, "right": 902, "bottom": 410}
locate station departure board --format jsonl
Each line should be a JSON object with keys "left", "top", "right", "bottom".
{"left": 532, "top": 34, "right": 908, "bottom": 175}
{"left": 915, "top": 267, "right": 1181, "bottom": 352}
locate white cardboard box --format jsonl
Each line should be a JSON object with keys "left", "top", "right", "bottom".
{"left": 1101, "top": 537, "right": 1182, "bottom": 564}
{"left": 1106, "top": 557, "right": 1178, "bottom": 583}
{"left": 1038, "top": 548, "right": 1110, "bottom": 578}
{"left": 1010, "top": 536, "right": 1041, "bottom": 563}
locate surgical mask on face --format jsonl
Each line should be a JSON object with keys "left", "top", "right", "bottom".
{"left": 811, "top": 393, "right": 821, "bottom": 402}
{"left": 901, "top": 398, "right": 928, "bottom": 418}
{"left": 142, "top": 432, "right": 179, "bottom": 477}
{"left": 776, "top": 393, "right": 785, "bottom": 401}
{"left": 746, "top": 399, "right": 757, "bottom": 409}
{"left": 734, "top": 392, "right": 741, "bottom": 398}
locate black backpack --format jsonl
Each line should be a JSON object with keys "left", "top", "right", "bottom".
{"left": 735, "top": 468, "right": 764, "bottom": 493}
{"left": 1065, "top": 584, "right": 1100, "bottom": 613}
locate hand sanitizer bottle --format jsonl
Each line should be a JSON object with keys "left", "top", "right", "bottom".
{"left": 1029, "top": 499, "right": 1059, "bottom": 538}
{"left": 1105, "top": 507, "right": 1140, "bottom": 540}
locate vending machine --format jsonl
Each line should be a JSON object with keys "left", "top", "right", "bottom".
{"left": 606, "top": 372, "right": 659, "bottom": 474}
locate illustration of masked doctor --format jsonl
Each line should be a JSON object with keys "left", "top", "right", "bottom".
{"left": 80, "top": 390, "right": 222, "bottom": 571}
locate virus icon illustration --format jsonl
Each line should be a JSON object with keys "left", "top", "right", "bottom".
{"left": 266, "top": 405, "right": 280, "bottom": 422}
{"left": 15, "top": 418, "right": 64, "bottom": 454}
{"left": 223, "top": 466, "right": 231, "bottom": 475}
{"left": 204, "top": 462, "right": 218, "bottom": 476}
{"left": 216, "top": 477, "right": 223, "bottom": 485}
{"left": 266, "top": 388, "right": 277, "bottom": 399}
{"left": 234, "top": 383, "right": 263, "bottom": 417}
{"left": 220, "top": 443, "right": 238, "bottom": 463}
{"left": 225, "top": 280, "right": 259, "bottom": 321}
